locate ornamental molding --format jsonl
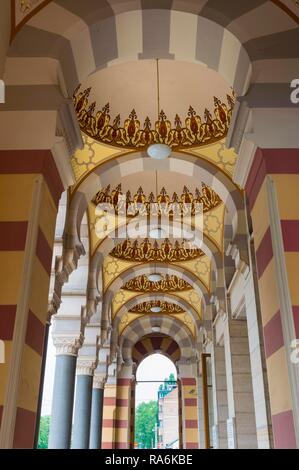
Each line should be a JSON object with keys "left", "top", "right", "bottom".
{"left": 76, "top": 358, "right": 97, "bottom": 376}
{"left": 130, "top": 300, "right": 184, "bottom": 314}
{"left": 93, "top": 374, "right": 107, "bottom": 389}
{"left": 92, "top": 184, "right": 221, "bottom": 215}
{"left": 52, "top": 333, "right": 84, "bottom": 357}
{"left": 73, "top": 85, "right": 235, "bottom": 151}
{"left": 122, "top": 274, "right": 192, "bottom": 293}
{"left": 110, "top": 238, "right": 204, "bottom": 263}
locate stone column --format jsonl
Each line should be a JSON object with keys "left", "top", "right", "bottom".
{"left": 223, "top": 316, "right": 258, "bottom": 449}
{"left": 178, "top": 360, "right": 200, "bottom": 449}
{"left": 89, "top": 374, "right": 105, "bottom": 449}
{"left": 48, "top": 335, "right": 83, "bottom": 449}
{"left": 197, "top": 373, "right": 205, "bottom": 448}
{"left": 226, "top": 243, "right": 273, "bottom": 448}
{"left": 102, "top": 363, "right": 117, "bottom": 449}
{"left": 211, "top": 342, "right": 228, "bottom": 449}
{"left": 114, "top": 363, "right": 133, "bottom": 450}
{"left": 72, "top": 359, "right": 95, "bottom": 449}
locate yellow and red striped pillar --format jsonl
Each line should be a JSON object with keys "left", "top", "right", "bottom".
{"left": 0, "top": 149, "right": 63, "bottom": 448}
{"left": 114, "top": 377, "right": 132, "bottom": 449}
{"left": 181, "top": 377, "right": 199, "bottom": 449}
{"left": 246, "top": 148, "right": 299, "bottom": 448}
{"left": 178, "top": 380, "right": 183, "bottom": 449}
{"left": 129, "top": 380, "right": 136, "bottom": 449}
{"left": 102, "top": 377, "right": 117, "bottom": 449}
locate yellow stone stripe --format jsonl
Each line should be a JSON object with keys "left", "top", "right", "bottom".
{"left": 266, "top": 347, "right": 293, "bottom": 416}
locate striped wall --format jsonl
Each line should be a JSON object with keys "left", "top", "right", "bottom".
{"left": 102, "top": 383, "right": 117, "bottom": 449}
{"left": 246, "top": 148, "right": 299, "bottom": 449}
{"left": 0, "top": 150, "right": 63, "bottom": 448}
{"left": 7, "top": 0, "right": 299, "bottom": 99}
{"left": 181, "top": 378, "right": 199, "bottom": 449}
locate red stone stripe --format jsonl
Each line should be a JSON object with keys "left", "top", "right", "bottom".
{"left": 272, "top": 410, "right": 296, "bottom": 449}
{"left": 263, "top": 311, "right": 284, "bottom": 359}
{"left": 102, "top": 442, "right": 113, "bottom": 449}
{"left": 184, "top": 398, "right": 197, "bottom": 406}
{"left": 246, "top": 149, "right": 299, "bottom": 211}
{"left": 181, "top": 378, "right": 196, "bottom": 386}
{"left": 0, "top": 305, "right": 16, "bottom": 341}
{"left": 293, "top": 306, "right": 299, "bottom": 338}
{"left": 166, "top": 340, "right": 179, "bottom": 357}
{"left": 115, "top": 442, "right": 128, "bottom": 449}
{"left": 245, "top": 148, "right": 267, "bottom": 211}
{"left": 104, "top": 397, "right": 116, "bottom": 406}
{"left": 0, "top": 150, "right": 63, "bottom": 208}
{"left": 151, "top": 336, "right": 163, "bottom": 351}
{"left": 116, "top": 399, "right": 128, "bottom": 407}
{"left": 134, "top": 341, "right": 148, "bottom": 356}
{"left": 25, "top": 310, "right": 45, "bottom": 356}
{"left": 117, "top": 378, "right": 131, "bottom": 386}
{"left": 262, "top": 149, "right": 299, "bottom": 174}
{"left": 186, "top": 443, "right": 198, "bottom": 449}
{"left": 281, "top": 220, "right": 299, "bottom": 252}
{"left": 0, "top": 222, "right": 27, "bottom": 251}
{"left": 13, "top": 407, "right": 36, "bottom": 449}
{"left": 102, "top": 419, "right": 114, "bottom": 427}
{"left": 36, "top": 228, "right": 53, "bottom": 276}
{"left": 114, "top": 420, "right": 128, "bottom": 429}
{"left": 256, "top": 227, "right": 273, "bottom": 278}
{"left": 185, "top": 420, "right": 198, "bottom": 429}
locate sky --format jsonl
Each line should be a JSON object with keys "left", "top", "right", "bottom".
{"left": 135, "top": 354, "right": 177, "bottom": 405}
{"left": 41, "top": 328, "right": 177, "bottom": 416}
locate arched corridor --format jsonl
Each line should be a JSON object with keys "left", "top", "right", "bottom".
{"left": 0, "top": 0, "right": 299, "bottom": 452}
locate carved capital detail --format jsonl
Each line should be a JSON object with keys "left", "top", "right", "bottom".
{"left": 93, "top": 374, "right": 107, "bottom": 389}
{"left": 53, "top": 333, "right": 84, "bottom": 357}
{"left": 76, "top": 358, "right": 97, "bottom": 376}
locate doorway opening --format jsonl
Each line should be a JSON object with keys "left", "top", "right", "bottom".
{"left": 133, "top": 353, "right": 180, "bottom": 449}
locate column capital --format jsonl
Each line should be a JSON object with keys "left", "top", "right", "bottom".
{"left": 93, "top": 374, "right": 106, "bottom": 389}
{"left": 76, "top": 358, "right": 97, "bottom": 376}
{"left": 53, "top": 333, "right": 84, "bottom": 357}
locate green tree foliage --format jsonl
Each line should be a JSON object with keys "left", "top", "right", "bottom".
{"left": 37, "top": 416, "right": 51, "bottom": 449}
{"left": 135, "top": 401, "right": 158, "bottom": 449}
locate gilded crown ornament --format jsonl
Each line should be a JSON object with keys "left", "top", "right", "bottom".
{"left": 122, "top": 275, "right": 192, "bottom": 293}
{"left": 92, "top": 184, "right": 221, "bottom": 215}
{"left": 73, "top": 85, "right": 235, "bottom": 151}
{"left": 110, "top": 238, "right": 204, "bottom": 262}
{"left": 130, "top": 300, "right": 184, "bottom": 314}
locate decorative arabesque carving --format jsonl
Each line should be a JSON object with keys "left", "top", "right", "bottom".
{"left": 110, "top": 238, "right": 204, "bottom": 262}
{"left": 130, "top": 300, "right": 184, "bottom": 314}
{"left": 73, "top": 85, "right": 235, "bottom": 151}
{"left": 92, "top": 184, "right": 221, "bottom": 215}
{"left": 122, "top": 274, "right": 192, "bottom": 293}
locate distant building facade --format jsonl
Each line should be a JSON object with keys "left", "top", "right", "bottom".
{"left": 157, "top": 376, "right": 179, "bottom": 449}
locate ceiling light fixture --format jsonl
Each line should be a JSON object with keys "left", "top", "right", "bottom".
{"left": 151, "top": 307, "right": 162, "bottom": 313}
{"left": 149, "top": 227, "right": 165, "bottom": 239}
{"left": 147, "top": 273, "right": 163, "bottom": 283}
{"left": 147, "top": 143, "right": 171, "bottom": 160}
{"left": 152, "top": 326, "right": 161, "bottom": 333}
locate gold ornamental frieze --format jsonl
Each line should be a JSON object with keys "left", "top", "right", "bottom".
{"left": 110, "top": 238, "right": 204, "bottom": 263}
{"left": 73, "top": 85, "right": 235, "bottom": 151}
{"left": 122, "top": 274, "right": 192, "bottom": 293}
